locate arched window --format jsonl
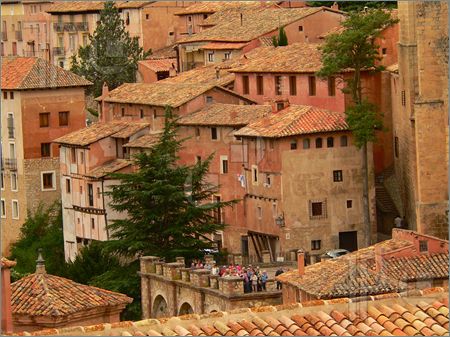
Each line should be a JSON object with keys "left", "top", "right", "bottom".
{"left": 315, "top": 138, "right": 323, "bottom": 148}
{"left": 327, "top": 137, "right": 334, "bottom": 148}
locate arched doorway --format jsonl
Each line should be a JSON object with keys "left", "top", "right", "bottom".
{"left": 178, "top": 302, "right": 194, "bottom": 316}
{"left": 152, "top": 295, "right": 169, "bottom": 318}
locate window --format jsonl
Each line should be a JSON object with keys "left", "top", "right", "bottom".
{"left": 69, "top": 34, "right": 76, "bottom": 51}
{"left": 206, "top": 96, "right": 213, "bottom": 104}
{"left": 401, "top": 90, "right": 406, "bottom": 106}
{"left": 41, "top": 171, "right": 55, "bottom": 190}
{"left": 9, "top": 143, "right": 16, "bottom": 158}
{"left": 59, "top": 111, "right": 69, "bottom": 126}
{"left": 346, "top": 200, "right": 353, "bottom": 209}
{"left": 340, "top": 135, "right": 348, "bottom": 147}
{"left": 59, "top": 60, "right": 64, "bottom": 68}
{"left": 97, "top": 187, "right": 101, "bottom": 198}
{"left": 308, "top": 76, "right": 316, "bottom": 96}
{"left": 303, "top": 138, "right": 310, "bottom": 149}
{"left": 207, "top": 51, "right": 214, "bottom": 62}
{"left": 66, "top": 178, "right": 71, "bottom": 193}
{"left": 211, "top": 127, "right": 218, "bottom": 140}
{"left": 382, "top": 47, "right": 387, "bottom": 55}
{"left": 195, "top": 127, "right": 200, "bottom": 139}
{"left": 290, "top": 140, "right": 297, "bottom": 150}
{"left": 213, "top": 195, "right": 222, "bottom": 224}
{"left": 257, "top": 206, "right": 262, "bottom": 220}
{"left": 309, "top": 200, "right": 326, "bottom": 219}
{"left": 1, "top": 172, "right": 4, "bottom": 190}
{"left": 146, "top": 14, "right": 150, "bottom": 20}
{"left": 242, "top": 75, "right": 249, "bottom": 94}
{"left": 11, "top": 173, "right": 17, "bottom": 191}
{"left": 289, "top": 76, "right": 297, "bottom": 95}
{"left": 3, "top": 92, "right": 7, "bottom": 99}
{"left": 153, "top": 110, "right": 157, "bottom": 119}
{"left": 203, "top": 14, "right": 208, "bottom": 19}
{"left": 91, "top": 218, "right": 95, "bottom": 229}
{"left": 7, "top": 112, "right": 14, "bottom": 138}
{"left": 298, "top": 25, "right": 303, "bottom": 31}
{"left": 9, "top": 92, "right": 14, "bottom": 99}
{"left": 39, "top": 112, "right": 50, "bottom": 127}
{"left": 220, "top": 156, "right": 228, "bottom": 174}
{"left": 140, "top": 109, "right": 144, "bottom": 118}
{"left": 79, "top": 185, "right": 83, "bottom": 193}
{"left": 41, "top": 143, "right": 51, "bottom": 157}
{"left": 88, "top": 183, "right": 94, "bottom": 207}
{"left": 276, "top": 102, "right": 284, "bottom": 111}
{"left": 327, "top": 137, "right": 334, "bottom": 148}
{"left": 80, "top": 151, "right": 84, "bottom": 164}
{"left": 224, "top": 51, "right": 231, "bottom": 60}
{"left": 328, "top": 76, "right": 336, "bottom": 96}
{"left": 256, "top": 75, "right": 264, "bottom": 95}
{"left": 265, "top": 174, "right": 271, "bottom": 187}
{"left": 121, "top": 107, "right": 125, "bottom": 117}
{"left": 196, "top": 155, "right": 201, "bottom": 164}
{"left": 12, "top": 42, "right": 17, "bottom": 56}
{"left": 419, "top": 240, "right": 428, "bottom": 252}
{"left": 188, "top": 16, "right": 192, "bottom": 22}
{"left": 12, "top": 200, "right": 19, "bottom": 219}
{"left": 1, "top": 199, "right": 5, "bottom": 218}
{"left": 394, "top": 136, "right": 399, "bottom": 158}
{"left": 275, "top": 76, "right": 282, "bottom": 95}
{"left": 311, "top": 240, "right": 321, "bottom": 250}
{"left": 333, "top": 170, "right": 343, "bottom": 182}
{"left": 315, "top": 137, "right": 323, "bottom": 148}
{"left": 252, "top": 165, "right": 258, "bottom": 184}
{"left": 82, "top": 34, "right": 88, "bottom": 46}
{"left": 71, "top": 148, "right": 76, "bottom": 164}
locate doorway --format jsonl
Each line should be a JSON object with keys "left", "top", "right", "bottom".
{"left": 339, "top": 231, "right": 358, "bottom": 252}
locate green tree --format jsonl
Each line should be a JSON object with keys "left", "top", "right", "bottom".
{"left": 70, "top": 1, "right": 150, "bottom": 97}
{"left": 272, "top": 26, "right": 288, "bottom": 47}
{"left": 9, "top": 202, "right": 65, "bottom": 281}
{"left": 104, "top": 106, "right": 237, "bottom": 261}
{"left": 317, "top": 9, "right": 397, "bottom": 246}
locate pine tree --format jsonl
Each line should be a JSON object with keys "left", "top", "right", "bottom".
{"left": 272, "top": 26, "right": 288, "bottom": 47}
{"left": 70, "top": 1, "right": 150, "bottom": 97}
{"left": 104, "top": 106, "right": 238, "bottom": 261}
{"left": 317, "top": 9, "right": 397, "bottom": 247}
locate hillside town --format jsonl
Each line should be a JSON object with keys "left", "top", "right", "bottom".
{"left": 1, "top": 1, "right": 449, "bottom": 336}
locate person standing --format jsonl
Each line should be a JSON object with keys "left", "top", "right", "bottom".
{"left": 251, "top": 273, "right": 258, "bottom": 292}
{"left": 261, "top": 271, "right": 268, "bottom": 291}
{"left": 275, "top": 267, "right": 284, "bottom": 290}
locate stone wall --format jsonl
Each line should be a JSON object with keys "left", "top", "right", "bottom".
{"left": 139, "top": 257, "right": 281, "bottom": 319}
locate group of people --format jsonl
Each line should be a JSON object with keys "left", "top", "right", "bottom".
{"left": 190, "top": 259, "right": 286, "bottom": 293}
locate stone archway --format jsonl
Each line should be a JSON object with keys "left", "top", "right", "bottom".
{"left": 178, "top": 302, "right": 194, "bottom": 316}
{"left": 152, "top": 294, "right": 169, "bottom": 318}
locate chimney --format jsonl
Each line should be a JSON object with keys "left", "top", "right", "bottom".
{"left": 215, "top": 67, "right": 220, "bottom": 79}
{"left": 297, "top": 249, "right": 305, "bottom": 276}
{"left": 1, "top": 258, "right": 16, "bottom": 334}
{"left": 35, "top": 248, "right": 46, "bottom": 274}
{"left": 331, "top": 2, "right": 339, "bottom": 10}
{"left": 374, "top": 245, "right": 385, "bottom": 273}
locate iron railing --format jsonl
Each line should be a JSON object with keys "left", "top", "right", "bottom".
{"left": 2, "top": 158, "right": 17, "bottom": 171}
{"left": 53, "top": 47, "right": 65, "bottom": 56}
{"left": 54, "top": 22, "right": 88, "bottom": 32}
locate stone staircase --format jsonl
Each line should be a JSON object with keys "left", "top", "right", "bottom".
{"left": 375, "top": 166, "right": 399, "bottom": 215}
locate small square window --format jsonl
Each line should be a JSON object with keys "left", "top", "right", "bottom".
{"left": 3, "top": 92, "right": 7, "bottom": 99}
{"left": 276, "top": 102, "right": 284, "bottom": 111}
{"left": 327, "top": 137, "right": 334, "bottom": 148}
{"left": 39, "top": 112, "right": 50, "bottom": 127}
{"left": 211, "top": 127, "right": 218, "bottom": 140}
{"left": 419, "top": 240, "right": 428, "bottom": 252}
{"left": 311, "top": 240, "right": 321, "bottom": 250}
{"left": 310, "top": 200, "right": 327, "bottom": 219}
{"left": 10, "top": 92, "right": 14, "bottom": 99}
{"left": 382, "top": 47, "right": 387, "bottom": 55}
{"left": 311, "top": 202, "right": 323, "bottom": 216}
{"left": 316, "top": 138, "right": 323, "bottom": 148}
{"left": 203, "top": 14, "right": 208, "bottom": 19}
{"left": 206, "top": 96, "right": 213, "bottom": 103}
{"left": 303, "top": 138, "right": 310, "bottom": 149}
{"left": 42, "top": 172, "right": 55, "bottom": 190}
{"left": 346, "top": 200, "right": 353, "bottom": 208}
{"left": 59, "top": 111, "right": 69, "bottom": 126}
{"left": 298, "top": 25, "right": 303, "bottom": 31}
{"left": 41, "top": 143, "right": 51, "bottom": 157}
{"left": 340, "top": 135, "right": 348, "bottom": 147}
{"left": 290, "top": 140, "right": 297, "bottom": 150}
{"left": 208, "top": 52, "right": 214, "bottom": 62}
{"left": 333, "top": 170, "right": 343, "bottom": 182}
{"left": 146, "top": 14, "right": 150, "bottom": 20}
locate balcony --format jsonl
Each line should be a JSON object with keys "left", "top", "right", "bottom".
{"left": 53, "top": 22, "right": 89, "bottom": 32}
{"left": 2, "top": 158, "right": 17, "bottom": 171}
{"left": 2, "top": 31, "right": 7, "bottom": 41}
{"left": 15, "top": 30, "right": 22, "bottom": 41}
{"left": 53, "top": 47, "right": 65, "bottom": 56}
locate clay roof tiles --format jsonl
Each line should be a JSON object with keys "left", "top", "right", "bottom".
{"left": 1, "top": 257, "right": 17, "bottom": 268}
{"left": 1, "top": 57, "right": 92, "bottom": 90}
{"left": 11, "top": 272, "right": 132, "bottom": 317}
{"left": 177, "top": 7, "right": 326, "bottom": 43}
{"left": 53, "top": 121, "right": 149, "bottom": 146}
{"left": 46, "top": 1, "right": 150, "bottom": 13}
{"left": 178, "top": 103, "right": 272, "bottom": 127}
{"left": 85, "top": 159, "right": 132, "bottom": 179}
{"left": 123, "top": 132, "right": 162, "bottom": 148}
{"left": 234, "top": 104, "right": 348, "bottom": 138}
{"left": 139, "top": 59, "right": 177, "bottom": 73}
{"left": 174, "top": 1, "right": 272, "bottom": 16}
{"left": 20, "top": 287, "right": 449, "bottom": 336}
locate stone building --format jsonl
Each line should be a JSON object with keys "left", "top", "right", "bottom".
{"left": 1, "top": 57, "right": 91, "bottom": 255}
{"left": 139, "top": 256, "right": 281, "bottom": 319}
{"left": 176, "top": 6, "right": 344, "bottom": 71}
{"left": 390, "top": 1, "right": 449, "bottom": 239}
{"left": 278, "top": 229, "right": 449, "bottom": 303}
{"left": 1, "top": 0, "right": 25, "bottom": 58}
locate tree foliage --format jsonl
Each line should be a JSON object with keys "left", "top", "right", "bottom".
{"left": 104, "top": 106, "right": 238, "bottom": 262}
{"left": 70, "top": 1, "right": 150, "bottom": 97}
{"left": 272, "top": 26, "right": 288, "bottom": 47}
{"left": 9, "top": 202, "right": 65, "bottom": 281}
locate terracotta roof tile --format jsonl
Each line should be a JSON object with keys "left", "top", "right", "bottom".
{"left": 178, "top": 8, "right": 327, "bottom": 43}
{"left": 53, "top": 121, "right": 149, "bottom": 146}
{"left": 229, "top": 43, "right": 323, "bottom": 73}
{"left": 11, "top": 272, "right": 132, "bottom": 318}
{"left": 235, "top": 105, "right": 348, "bottom": 138}
{"left": 200, "top": 42, "right": 249, "bottom": 50}
{"left": 139, "top": 59, "right": 177, "bottom": 73}
{"left": 85, "top": 159, "right": 132, "bottom": 179}
{"left": 2, "top": 57, "right": 91, "bottom": 90}
{"left": 46, "top": 1, "right": 149, "bottom": 13}
{"left": 178, "top": 103, "right": 271, "bottom": 127}
{"left": 149, "top": 45, "right": 177, "bottom": 60}
{"left": 123, "top": 132, "right": 162, "bottom": 149}
{"left": 1, "top": 257, "right": 16, "bottom": 268}
{"left": 161, "top": 62, "right": 235, "bottom": 87}
{"left": 174, "top": 1, "right": 270, "bottom": 16}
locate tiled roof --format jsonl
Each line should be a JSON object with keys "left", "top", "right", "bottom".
{"left": 235, "top": 105, "right": 348, "bottom": 138}
{"left": 258, "top": 36, "right": 275, "bottom": 46}
{"left": 86, "top": 159, "right": 132, "bottom": 179}
{"left": 46, "top": 1, "right": 150, "bottom": 13}
{"left": 11, "top": 272, "right": 132, "bottom": 317}
{"left": 139, "top": 59, "right": 176, "bottom": 73}
{"left": 19, "top": 287, "right": 449, "bottom": 336}
{"left": 149, "top": 45, "right": 177, "bottom": 60}
{"left": 178, "top": 103, "right": 271, "bottom": 126}
{"left": 123, "top": 132, "right": 162, "bottom": 148}
{"left": 200, "top": 42, "right": 249, "bottom": 50}
{"left": 1, "top": 57, "right": 91, "bottom": 90}
{"left": 229, "top": 42, "right": 323, "bottom": 73}
{"left": 174, "top": 1, "right": 270, "bottom": 16}
{"left": 110, "top": 122, "right": 150, "bottom": 138}
{"left": 53, "top": 121, "right": 149, "bottom": 146}
{"left": 177, "top": 7, "right": 325, "bottom": 43}
{"left": 1, "top": 257, "right": 16, "bottom": 268}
